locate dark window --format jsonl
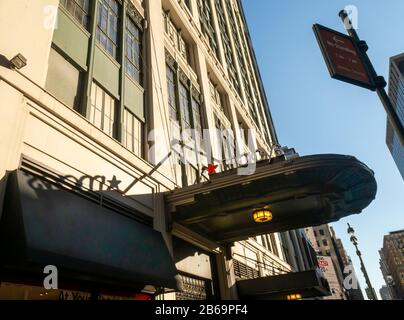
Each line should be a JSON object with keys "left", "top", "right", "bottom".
{"left": 46, "top": 47, "right": 83, "bottom": 110}
{"left": 192, "top": 98, "right": 204, "bottom": 150}
{"left": 166, "top": 65, "right": 177, "bottom": 122}
{"left": 197, "top": 0, "right": 219, "bottom": 58}
{"left": 125, "top": 18, "right": 142, "bottom": 84}
{"left": 215, "top": 116, "right": 235, "bottom": 170}
{"left": 166, "top": 63, "right": 205, "bottom": 186}
{"left": 179, "top": 82, "right": 191, "bottom": 131}
{"left": 314, "top": 230, "right": 318, "bottom": 237}
{"left": 215, "top": 0, "right": 240, "bottom": 95}
{"left": 96, "top": 0, "right": 119, "bottom": 59}
{"left": 60, "top": 0, "right": 91, "bottom": 29}
{"left": 233, "top": 260, "right": 259, "bottom": 280}
{"left": 317, "top": 241, "right": 320, "bottom": 248}
{"left": 322, "top": 239, "right": 328, "bottom": 246}
{"left": 319, "top": 229, "right": 325, "bottom": 236}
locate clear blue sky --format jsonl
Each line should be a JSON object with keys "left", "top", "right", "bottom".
{"left": 242, "top": 0, "right": 404, "bottom": 299}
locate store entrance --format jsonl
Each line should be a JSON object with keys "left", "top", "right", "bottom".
{"left": 171, "top": 237, "right": 221, "bottom": 300}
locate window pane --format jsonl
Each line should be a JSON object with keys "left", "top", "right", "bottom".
{"left": 125, "top": 18, "right": 142, "bottom": 85}
{"left": 89, "top": 82, "right": 115, "bottom": 138}
{"left": 123, "top": 109, "right": 143, "bottom": 157}
{"left": 96, "top": 0, "right": 119, "bottom": 60}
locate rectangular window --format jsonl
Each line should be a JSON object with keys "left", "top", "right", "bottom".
{"left": 215, "top": 116, "right": 235, "bottom": 170}
{"left": 179, "top": 82, "right": 191, "bottom": 131}
{"left": 215, "top": 0, "right": 240, "bottom": 94}
{"left": 166, "top": 65, "right": 178, "bottom": 122}
{"left": 96, "top": 0, "right": 119, "bottom": 59}
{"left": 270, "top": 234, "right": 279, "bottom": 257}
{"left": 264, "top": 235, "right": 271, "bottom": 252}
{"left": 197, "top": 0, "right": 219, "bottom": 58}
{"left": 322, "top": 239, "right": 328, "bottom": 246}
{"left": 125, "top": 18, "right": 142, "bottom": 84}
{"left": 123, "top": 109, "right": 143, "bottom": 157}
{"left": 319, "top": 229, "right": 325, "bottom": 236}
{"left": 60, "top": 0, "right": 91, "bottom": 29}
{"left": 192, "top": 98, "right": 203, "bottom": 150}
{"left": 46, "top": 47, "right": 83, "bottom": 110}
{"left": 89, "top": 82, "right": 116, "bottom": 137}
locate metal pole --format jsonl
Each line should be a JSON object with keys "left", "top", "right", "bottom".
{"left": 347, "top": 224, "right": 378, "bottom": 300}
{"left": 354, "top": 244, "right": 378, "bottom": 300}
{"left": 339, "top": 10, "right": 404, "bottom": 148}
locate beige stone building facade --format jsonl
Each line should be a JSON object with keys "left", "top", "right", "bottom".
{"left": 0, "top": 0, "right": 299, "bottom": 300}
{"left": 0, "top": 0, "right": 378, "bottom": 301}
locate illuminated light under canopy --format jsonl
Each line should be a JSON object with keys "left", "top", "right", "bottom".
{"left": 287, "top": 293, "right": 302, "bottom": 300}
{"left": 253, "top": 208, "right": 273, "bottom": 223}
{"left": 166, "top": 154, "right": 377, "bottom": 244}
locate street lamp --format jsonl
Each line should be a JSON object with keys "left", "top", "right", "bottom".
{"left": 347, "top": 223, "right": 378, "bottom": 300}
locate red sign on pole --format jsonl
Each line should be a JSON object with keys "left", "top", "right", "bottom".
{"left": 313, "top": 24, "right": 375, "bottom": 90}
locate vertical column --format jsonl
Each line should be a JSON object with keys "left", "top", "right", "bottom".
{"left": 144, "top": 0, "right": 177, "bottom": 183}
{"left": 189, "top": 0, "right": 201, "bottom": 26}
{"left": 117, "top": 0, "right": 128, "bottom": 142}
{"left": 226, "top": 99, "right": 243, "bottom": 164}
{"left": 273, "top": 233, "right": 287, "bottom": 262}
{"left": 81, "top": 0, "right": 99, "bottom": 118}
{"left": 284, "top": 231, "right": 299, "bottom": 272}
{"left": 216, "top": 247, "right": 239, "bottom": 300}
{"left": 193, "top": 44, "right": 220, "bottom": 163}
{"left": 209, "top": 0, "right": 227, "bottom": 69}
{"left": 290, "top": 230, "right": 306, "bottom": 271}
{"left": 232, "top": 4, "right": 264, "bottom": 134}
{"left": 220, "top": 0, "right": 246, "bottom": 104}
{"left": 0, "top": 84, "right": 29, "bottom": 219}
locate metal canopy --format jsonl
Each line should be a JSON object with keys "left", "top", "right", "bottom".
{"left": 237, "top": 269, "right": 331, "bottom": 300}
{"left": 166, "top": 155, "right": 377, "bottom": 243}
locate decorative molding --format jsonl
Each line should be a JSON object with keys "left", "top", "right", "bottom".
{"left": 165, "top": 49, "right": 176, "bottom": 69}
{"left": 126, "top": 0, "right": 144, "bottom": 30}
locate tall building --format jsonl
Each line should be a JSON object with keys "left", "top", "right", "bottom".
{"left": 379, "top": 230, "right": 404, "bottom": 300}
{"left": 305, "top": 225, "right": 364, "bottom": 300}
{"left": 331, "top": 228, "right": 364, "bottom": 300}
{"left": 306, "top": 225, "right": 346, "bottom": 299}
{"left": 379, "top": 285, "right": 393, "bottom": 301}
{"left": 386, "top": 54, "right": 404, "bottom": 180}
{"left": 0, "top": 0, "right": 376, "bottom": 300}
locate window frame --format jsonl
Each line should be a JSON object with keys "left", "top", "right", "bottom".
{"left": 60, "top": 0, "right": 91, "bottom": 30}
{"left": 125, "top": 16, "right": 143, "bottom": 85}
{"left": 96, "top": 0, "right": 119, "bottom": 59}
{"left": 89, "top": 81, "right": 116, "bottom": 137}
{"left": 123, "top": 108, "right": 144, "bottom": 158}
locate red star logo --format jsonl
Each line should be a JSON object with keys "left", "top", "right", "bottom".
{"left": 207, "top": 164, "right": 218, "bottom": 175}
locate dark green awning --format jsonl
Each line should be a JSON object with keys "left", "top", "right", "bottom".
{"left": 0, "top": 170, "right": 179, "bottom": 291}
{"left": 237, "top": 269, "right": 331, "bottom": 300}
{"left": 166, "top": 154, "right": 377, "bottom": 243}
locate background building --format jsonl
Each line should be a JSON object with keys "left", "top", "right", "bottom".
{"left": 379, "top": 285, "right": 393, "bottom": 300}
{"left": 0, "top": 0, "right": 322, "bottom": 300}
{"left": 379, "top": 230, "right": 404, "bottom": 300}
{"left": 386, "top": 53, "right": 404, "bottom": 180}
{"left": 0, "top": 0, "right": 377, "bottom": 301}
{"left": 305, "top": 224, "right": 364, "bottom": 300}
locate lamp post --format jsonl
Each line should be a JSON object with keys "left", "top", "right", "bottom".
{"left": 347, "top": 223, "right": 378, "bottom": 300}
{"left": 339, "top": 10, "right": 404, "bottom": 147}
